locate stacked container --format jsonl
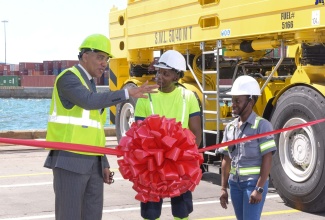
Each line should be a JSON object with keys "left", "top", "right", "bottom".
{"left": 52, "top": 60, "right": 62, "bottom": 75}
{"left": 20, "top": 75, "right": 56, "bottom": 87}
{"left": 19, "top": 62, "right": 43, "bottom": 75}
{"left": 61, "top": 60, "right": 79, "bottom": 72}
{"left": 43, "top": 61, "right": 53, "bottom": 75}
{"left": 0, "top": 75, "right": 20, "bottom": 86}
{"left": 1, "top": 58, "right": 108, "bottom": 87}
{"left": 0, "top": 64, "right": 10, "bottom": 75}
{"left": 9, "top": 64, "right": 19, "bottom": 75}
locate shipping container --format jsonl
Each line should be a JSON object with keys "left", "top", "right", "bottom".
{"left": 34, "top": 71, "right": 44, "bottom": 76}
{"left": 0, "top": 75, "right": 20, "bottom": 86}
{"left": 27, "top": 69, "right": 44, "bottom": 76}
{"left": 20, "top": 75, "right": 56, "bottom": 87}
{"left": 43, "top": 61, "right": 53, "bottom": 75}
{"left": 61, "top": 60, "right": 79, "bottom": 71}
{"left": 2, "top": 70, "right": 11, "bottom": 75}
{"left": 12, "top": 71, "right": 20, "bottom": 76}
{"left": 19, "top": 62, "right": 43, "bottom": 77}
{"left": 34, "top": 63, "right": 44, "bottom": 71}
{"left": 19, "top": 62, "right": 39, "bottom": 71}
{"left": 19, "top": 70, "right": 28, "bottom": 75}
{"left": 0, "top": 64, "right": 10, "bottom": 72}
{"left": 44, "top": 69, "right": 53, "bottom": 75}
{"left": 10, "top": 64, "right": 19, "bottom": 71}
{"left": 53, "top": 60, "right": 62, "bottom": 75}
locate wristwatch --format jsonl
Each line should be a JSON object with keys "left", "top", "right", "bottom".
{"left": 255, "top": 186, "right": 264, "bottom": 194}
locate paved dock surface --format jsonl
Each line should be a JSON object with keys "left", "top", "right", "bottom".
{"left": 1, "top": 136, "right": 325, "bottom": 220}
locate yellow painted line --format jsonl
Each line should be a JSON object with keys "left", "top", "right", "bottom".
{"left": 0, "top": 168, "right": 119, "bottom": 178}
{"left": 195, "top": 209, "right": 301, "bottom": 220}
{"left": 196, "top": 215, "right": 237, "bottom": 220}
{"left": 261, "top": 209, "right": 301, "bottom": 216}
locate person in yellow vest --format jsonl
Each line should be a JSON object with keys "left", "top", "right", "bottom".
{"left": 135, "top": 50, "right": 202, "bottom": 220}
{"left": 218, "top": 75, "right": 277, "bottom": 220}
{"left": 44, "top": 34, "right": 158, "bottom": 220}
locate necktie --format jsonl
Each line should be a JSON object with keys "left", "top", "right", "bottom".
{"left": 90, "top": 79, "right": 97, "bottom": 93}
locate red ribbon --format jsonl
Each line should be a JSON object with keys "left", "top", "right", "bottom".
{"left": 116, "top": 115, "right": 203, "bottom": 202}
{"left": 2, "top": 118, "right": 324, "bottom": 155}
{"left": 198, "top": 118, "right": 325, "bottom": 153}
{"left": 1, "top": 117, "right": 325, "bottom": 202}
{"left": 0, "top": 137, "right": 123, "bottom": 156}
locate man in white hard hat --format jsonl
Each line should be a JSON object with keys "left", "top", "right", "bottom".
{"left": 219, "top": 75, "right": 277, "bottom": 220}
{"left": 134, "top": 50, "right": 202, "bottom": 220}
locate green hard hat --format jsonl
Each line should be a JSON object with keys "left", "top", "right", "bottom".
{"left": 79, "top": 34, "right": 113, "bottom": 58}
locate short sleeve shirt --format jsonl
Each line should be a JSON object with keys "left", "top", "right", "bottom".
{"left": 220, "top": 111, "right": 277, "bottom": 181}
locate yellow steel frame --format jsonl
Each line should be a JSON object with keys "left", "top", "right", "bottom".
{"left": 109, "top": 0, "right": 325, "bottom": 125}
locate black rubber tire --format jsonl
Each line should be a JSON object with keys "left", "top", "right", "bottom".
{"left": 270, "top": 85, "right": 325, "bottom": 213}
{"left": 116, "top": 83, "right": 138, "bottom": 143}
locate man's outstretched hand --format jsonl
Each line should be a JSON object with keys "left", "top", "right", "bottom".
{"left": 127, "top": 81, "right": 159, "bottom": 98}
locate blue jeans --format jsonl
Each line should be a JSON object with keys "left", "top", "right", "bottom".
{"left": 229, "top": 179, "right": 268, "bottom": 220}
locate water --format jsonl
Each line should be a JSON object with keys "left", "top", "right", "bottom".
{"left": 0, "top": 98, "right": 112, "bottom": 131}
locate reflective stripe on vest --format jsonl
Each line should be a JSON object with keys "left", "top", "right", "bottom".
{"left": 47, "top": 67, "right": 101, "bottom": 129}
{"left": 48, "top": 110, "right": 101, "bottom": 129}
{"left": 230, "top": 166, "right": 261, "bottom": 175}
{"left": 251, "top": 116, "right": 262, "bottom": 129}
{"left": 260, "top": 139, "right": 276, "bottom": 153}
{"left": 251, "top": 116, "right": 277, "bottom": 153}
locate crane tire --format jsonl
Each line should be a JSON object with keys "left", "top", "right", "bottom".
{"left": 116, "top": 83, "right": 138, "bottom": 143}
{"left": 270, "top": 85, "right": 325, "bottom": 213}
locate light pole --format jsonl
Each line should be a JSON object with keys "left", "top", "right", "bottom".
{"left": 2, "top": 20, "right": 8, "bottom": 64}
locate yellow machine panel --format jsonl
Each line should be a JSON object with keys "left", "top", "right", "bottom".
{"left": 108, "top": 0, "right": 325, "bottom": 213}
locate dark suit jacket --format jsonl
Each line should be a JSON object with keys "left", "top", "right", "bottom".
{"left": 44, "top": 64, "right": 127, "bottom": 175}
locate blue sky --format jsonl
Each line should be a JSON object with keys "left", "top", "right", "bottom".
{"left": 0, "top": 0, "right": 127, "bottom": 64}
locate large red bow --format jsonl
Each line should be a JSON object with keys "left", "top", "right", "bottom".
{"left": 116, "top": 115, "right": 203, "bottom": 202}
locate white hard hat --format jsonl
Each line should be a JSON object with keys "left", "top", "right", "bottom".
{"left": 227, "top": 75, "right": 261, "bottom": 96}
{"left": 153, "top": 50, "right": 186, "bottom": 72}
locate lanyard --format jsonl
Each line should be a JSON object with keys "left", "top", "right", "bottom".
{"left": 229, "top": 121, "right": 248, "bottom": 153}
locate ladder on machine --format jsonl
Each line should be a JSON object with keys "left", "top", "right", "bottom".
{"left": 200, "top": 40, "right": 232, "bottom": 172}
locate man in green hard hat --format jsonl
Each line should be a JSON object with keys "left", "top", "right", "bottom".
{"left": 44, "top": 34, "right": 158, "bottom": 220}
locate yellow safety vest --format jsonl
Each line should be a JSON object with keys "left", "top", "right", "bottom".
{"left": 46, "top": 66, "right": 107, "bottom": 156}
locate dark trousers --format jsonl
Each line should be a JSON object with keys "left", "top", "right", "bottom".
{"left": 53, "top": 160, "right": 103, "bottom": 220}
{"left": 141, "top": 191, "right": 193, "bottom": 219}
